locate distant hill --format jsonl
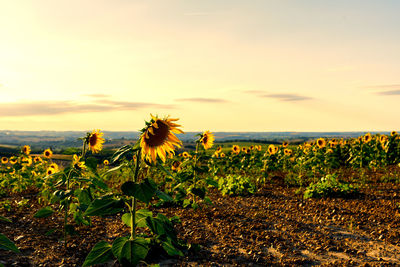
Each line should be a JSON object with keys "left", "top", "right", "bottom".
{"left": 0, "top": 130, "right": 390, "bottom": 150}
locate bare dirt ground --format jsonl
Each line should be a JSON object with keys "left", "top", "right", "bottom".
{"left": 1, "top": 168, "right": 400, "bottom": 266}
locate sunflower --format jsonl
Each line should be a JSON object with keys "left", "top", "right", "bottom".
{"left": 182, "top": 151, "right": 191, "bottom": 158}
{"left": 327, "top": 149, "right": 333, "bottom": 154}
{"left": 282, "top": 141, "right": 289, "bottom": 148}
{"left": 1, "top": 157, "right": 8, "bottom": 164}
{"left": 268, "top": 145, "right": 276, "bottom": 155}
{"left": 46, "top": 168, "right": 55, "bottom": 176}
{"left": 171, "top": 160, "right": 182, "bottom": 171}
{"left": 380, "top": 135, "right": 388, "bottom": 143}
{"left": 391, "top": 131, "right": 397, "bottom": 137}
{"left": 33, "top": 156, "right": 42, "bottom": 163}
{"left": 216, "top": 147, "right": 222, "bottom": 154}
{"left": 9, "top": 169, "right": 15, "bottom": 175}
{"left": 49, "top": 163, "right": 59, "bottom": 172}
{"left": 256, "top": 145, "right": 262, "bottom": 151}
{"left": 363, "top": 133, "right": 372, "bottom": 143}
{"left": 22, "top": 156, "right": 33, "bottom": 166}
{"left": 103, "top": 159, "right": 109, "bottom": 166}
{"left": 220, "top": 152, "right": 226, "bottom": 158}
{"left": 9, "top": 157, "right": 17, "bottom": 164}
{"left": 72, "top": 154, "right": 86, "bottom": 171}
{"left": 200, "top": 130, "right": 214, "bottom": 150}
{"left": 22, "top": 145, "right": 31, "bottom": 155}
{"left": 250, "top": 145, "right": 254, "bottom": 150}
{"left": 140, "top": 115, "right": 184, "bottom": 163}
{"left": 316, "top": 138, "right": 326, "bottom": 149}
{"left": 284, "top": 149, "right": 292, "bottom": 156}
{"left": 43, "top": 148, "right": 53, "bottom": 159}
{"left": 242, "top": 147, "right": 247, "bottom": 152}
{"left": 87, "top": 130, "right": 105, "bottom": 153}
{"left": 232, "top": 145, "right": 240, "bottom": 154}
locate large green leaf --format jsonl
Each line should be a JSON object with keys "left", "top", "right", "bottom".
{"left": 0, "top": 233, "right": 20, "bottom": 253}
{"left": 82, "top": 241, "right": 113, "bottom": 267}
{"left": 121, "top": 179, "right": 156, "bottom": 204}
{"left": 162, "top": 239, "right": 184, "bottom": 257}
{"left": 84, "top": 197, "right": 124, "bottom": 216}
{"left": 34, "top": 207, "right": 54, "bottom": 218}
{"left": 122, "top": 209, "right": 152, "bottom": 228}
{"left": 85, "top": 157, "right": 98, "bottom": 171}
{"left": 112, "top": 236, "right": 149, "bottom": 266}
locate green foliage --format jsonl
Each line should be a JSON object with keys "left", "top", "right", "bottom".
{"left": 303, "top": 174, "right": 359, "bottom": 199}
{"left": 34, "top": 207, "right": 54, "bottom": 218}
{"left": 217, "top": 174, "right": 256, "bottom": 196}
{"left": 0, "top": 233, "right": 20, "bottom": 253}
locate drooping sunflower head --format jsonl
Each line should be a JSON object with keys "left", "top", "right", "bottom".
{"left": 363, "top": 133, "right": 372, "bottom": 143}
{"left": 316, "top": 138, "right": 326, "bottom": 149}
{"left": 232, "top": 145, "right": 240, "bottom": 154}
{"left": 86, "top": 130, "right": 105, "bottom": 154}
{"left": 268, "top": 144, "right": 276, "bottom": 155}
{"left": 200, "top": 130, "right": 214, "bottom": 150}
{"left": 22, "top": 145, "right": 31, "bottom": 155}
{"left": 282, "top": 141, "right": 289, "bottom": 148}
{"left": 1, "top": 157, "right": 8, "bottom": 164}
{"left": 43, "top": 148, "right": 53, "bottom": 159}
{"left": 140, "top": 115, "right": 184, "bottom": 163}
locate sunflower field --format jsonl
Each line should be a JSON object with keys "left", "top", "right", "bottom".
{"left": 1, "top": 116, "right": 400, "bottom": 266}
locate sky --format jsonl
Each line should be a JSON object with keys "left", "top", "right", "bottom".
{"left": 0, "top": 0, "right": 399, "bottom": 132}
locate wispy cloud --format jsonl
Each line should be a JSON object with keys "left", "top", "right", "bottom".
{"left": 363, "top": 84, "right": 400, "bottom": 96}
{"left": 175, "top": 98, "right": 229, "bottom": 103}
{"left": 245, "top": 91, "right": 312, "bottom": 102}
{"left": 0, "top": 99, "right": 175, "bottom": 117}
{"left": 363, "top": 84, "right": 400, "bottom": 90}
{"left": 262, "top": 94, "right": 312, "bottom": 101}
{"left": 376, "top": 90, "right": 400, "bottom": 95}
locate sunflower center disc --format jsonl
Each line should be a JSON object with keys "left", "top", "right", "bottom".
{"left": 146, "top": 120, "right": 170, "bottom": 147}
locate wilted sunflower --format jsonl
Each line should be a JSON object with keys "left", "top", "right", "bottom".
{"left": 268, "top": 145, "right": 276, "bottom": 155}
{"left": 282, "top": 141, "right": 289, "bottom": 148}
{"left": 1, "top": 157, "right": 8, "bottom": 164}
{"left": 200, "top": 130, "right": 214, "bottom": 150}
{"left": 103, "top": 159, "right": 109, "bottom": 166}
{"left": 22, "top": 145, "right": 31, "bottom": 155}
{"left": 87, "top": 130, "right": 105, "bottom": 154}
{"left": 140, "top": 115, "right": 183, "bottom": 163}
{"left": 316, "top": 138, "right": 326, "bottom": 149}
{"left": 232, "top": 145, "right": 240, "bottom": 154}
{"left": 284, "top": 149, "right": 292, "bottom": 156}
{"left": 43, "top": 148, "right": 53, "bottom": 159}
{"left": 363, "top": 133, "right": 372, "bottom": 143}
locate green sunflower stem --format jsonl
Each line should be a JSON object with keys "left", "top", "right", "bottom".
{"left": 130, "top": 149, "right": 141, "bottom": 240}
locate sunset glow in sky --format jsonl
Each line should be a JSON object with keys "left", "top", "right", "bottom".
{"left": 1, "top": 1, "right": 399, "bottom": 131}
